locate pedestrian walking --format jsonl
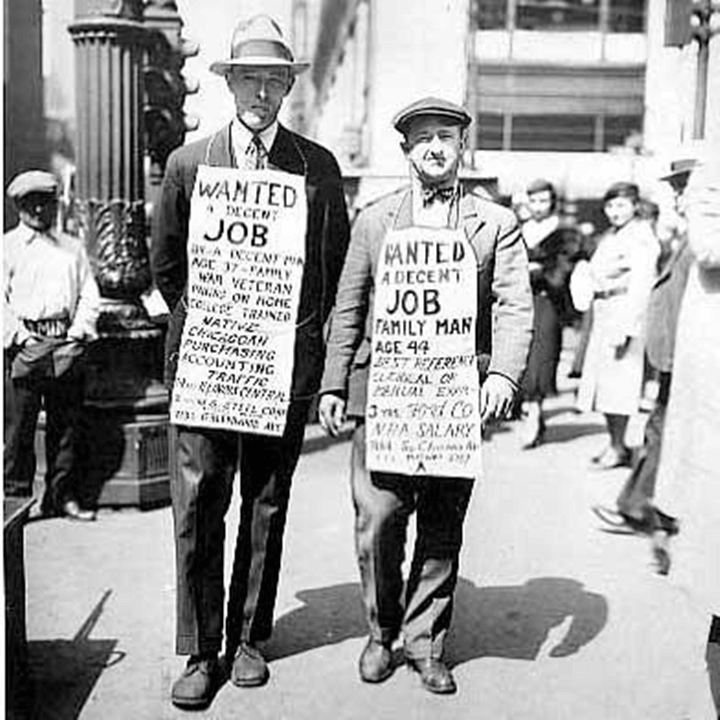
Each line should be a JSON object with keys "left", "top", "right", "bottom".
{"left": 651, "top": 154, "right": 720, "bottom": 720}
{"left": 150, "top": 14, "right": 350, "bottom": 710}
{"left": 576, "top": 181, "right": 659, "bottom": 469}
{"left": 3, "top": 170, "right": 100, "bottom": 521}
{"left": 318, "top": 97, "right": 533, "bottom": 695}
{"left": 518, "top": 178, "right": 581, "bottom": 448}
{"left": 592, "top": 154, "right": 697, "bottom": 534}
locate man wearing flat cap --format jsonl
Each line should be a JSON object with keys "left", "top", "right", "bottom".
{"left": 4, "top": 170, "right": 100, "bottom": 521}
{"left": 151, "top": 13, "right": 350, "bottom": 709}
{"left": 319, "top": 97, "right": 532, "bottom": 694}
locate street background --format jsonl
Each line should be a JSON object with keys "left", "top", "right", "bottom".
{"left": 21, "top": 350, "right": 720, "bottom": 719}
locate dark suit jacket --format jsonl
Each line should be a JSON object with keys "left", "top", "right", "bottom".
{"left": 645, "top": 237, "right": 693, "bottom": 373}
{"left": 151, "top": 123, "right": 350, "bottom": 399}
{"left": 320, "top": 187, "right": 534, "bottom": 416}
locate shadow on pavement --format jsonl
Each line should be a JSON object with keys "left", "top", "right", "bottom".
{"left": 301, "top": 427, "right": 354, "bottom": 455}
{"left": 264, "top": 577, "right": 607, "bottom": 668}
{"left": 265, "top": 583, "right": 367, "bottom": 661}
{"left": 448, "top": 577, "right": 608, "bottom": 665}
{"left": 541, "top": 422, "right": 605, "bottom": 446}
{"left": 14, "top": 590, "right": 125, "bottom": 720}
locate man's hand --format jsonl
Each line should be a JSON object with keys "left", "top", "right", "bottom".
{"left": 480, "top": 374, "right": 516, "bottom": 423}
{"left": 318, "top": 393, "right": 346, "bottom": 437}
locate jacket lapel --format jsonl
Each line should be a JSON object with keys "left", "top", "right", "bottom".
{"left": 268, "top": 125, "right": 306, "bottom": 176}
{"left": 205, "top": 124, "right": 234, "bottom": 167}
{"left": 459, "top": 190, "right": 486, "bottom": 242}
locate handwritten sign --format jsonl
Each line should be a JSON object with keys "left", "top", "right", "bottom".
{"left": 170, "top": 165, "right": 307, "bottom": 436}
{"left": 366, "top": 226, "right": 482, "bottom": 478}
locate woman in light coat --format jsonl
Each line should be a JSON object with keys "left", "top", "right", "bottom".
{"left": 652, "top": 156, "right": 720, "bottom": 720}
{"left": 577, "top": 182, "right": 659, "bottom": 469}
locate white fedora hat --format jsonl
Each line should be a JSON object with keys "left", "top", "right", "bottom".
{"left": 210, "top": 14, "right": 310, "bottom": 76}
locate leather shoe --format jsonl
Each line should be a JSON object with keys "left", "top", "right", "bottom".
{"left": 171, "top": 654, "right": 219, "bottom": 709}
{"left": 358, "top": 638, "right": 393, "bottom": 683}
{"left": 61, "top": 500, "right": 97, "bottom": 522}
{"left": 590, "top": 447, "right": 631, "bottom": 470}
{"left": 592, "top": 505, "right": 652, "bottom": 534}
{"left": 407, "top": 657, "right": 457, "bottom": 694}
{"left": 231, "top": 642, "right": 269, "bottom": 687}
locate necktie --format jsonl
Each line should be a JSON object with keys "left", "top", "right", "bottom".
{"left": 245, "top": 135, "right": 268, "bottom": 170}
{"left": 422, "top": 185, "right": 456, "bottom": 207}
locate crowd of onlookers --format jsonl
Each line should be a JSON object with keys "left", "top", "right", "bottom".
{"left": 512, "top": 149, "right": 720, "bottom": 719}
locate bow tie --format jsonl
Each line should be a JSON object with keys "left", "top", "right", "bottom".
{"left": 422, "top": 185, "right": 456, "bottom": 207}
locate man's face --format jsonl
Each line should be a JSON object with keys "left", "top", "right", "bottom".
{"left": 527, "top": 190, "right": 554, "bottom": 222}
{"left": 402, "top": 117, "right": 465, "bottom": 187}
{"left": 17, "top": 192, "right": 58, "bottom": 232}
{"left": 226, "top": 66, "right": 292, "bottom": 132}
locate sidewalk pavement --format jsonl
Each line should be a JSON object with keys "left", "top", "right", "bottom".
{"left": 17, "top": 372, "right": 720, "bottom": 719}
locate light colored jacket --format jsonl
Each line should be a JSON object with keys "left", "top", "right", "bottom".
{"left": 321, "top": 186, "right": 534, "bottom": 416}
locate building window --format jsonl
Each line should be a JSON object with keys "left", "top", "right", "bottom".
{"left": 516, "top": 0, "right": 600, "bottom": 31}
{"left": 474, "top": 0, "right": 646, "bottom": 32}
{"left": 603, "top": 114, "right": 643, "bottom": 149}
{"left": 477, "top": 113, "right": 504, "bottom": 149}
{"left": 477, "top": 112, "right": 642, "bottom": 152}
{"left": 512, "top": 114, "right": 596, "bottom": 151}
{"left": 476, "top": 0, "right": 507, "bottom": 29}
{"left": 608, "top": 0, "right": 645, "bottom": 32}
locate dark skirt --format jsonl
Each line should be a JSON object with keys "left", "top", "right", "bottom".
{"left": 521, "top": 293, "right": 562, "bottom": 400}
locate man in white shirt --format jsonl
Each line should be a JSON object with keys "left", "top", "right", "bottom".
{"left": 4, "top": 170, "right": 100, "bottom": 521}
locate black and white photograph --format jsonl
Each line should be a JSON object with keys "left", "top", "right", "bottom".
{"left": 3, "top": 0, "right": 720, "bottom": 717}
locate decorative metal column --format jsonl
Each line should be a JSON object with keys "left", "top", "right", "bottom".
{"left": 70, "top": 0, "right": 152, "bottom": 332}
{"left": 67, "top": 0, "right": 169, "bottom": 508}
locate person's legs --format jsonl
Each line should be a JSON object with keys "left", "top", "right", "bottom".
{"left": 402, "top": 475, "right": 473, "bottom": 694}
{"left": 225, "top": 399, "right": 311, "bottom": 655}
{"left": 403, "top": 476, "right": 474, "bottom": 660}
{"left": 3, "top": 376, "right": 42, "bottom": 498}
{"left": 170, "top": 425, "right": 237, "bottom": 709}
{"left": 591, "top": 413, "right": 631, "bottom": 469}
{"left": 172, "top": 425, "right": 237, "bottom": 658}
{"left": 606, "top": 413, "right": 630, "bottom": 454}
{"left": 350, "top": 422, "right": 414, "bottom": 644}
{"left": 348, "top": 421, "right": 416, "bottom": 682}
{"left": 43, "top": 365, "right": 85, "bottom": 511}
{"left": 618, "top": 372, "right": 670, "bottom": 516}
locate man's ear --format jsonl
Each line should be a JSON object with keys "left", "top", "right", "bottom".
{"left": 285, "top": 73, "right": 296, "bottom": 95}
{"left": 400, "top": 139, "right": 410, "bottom": 157}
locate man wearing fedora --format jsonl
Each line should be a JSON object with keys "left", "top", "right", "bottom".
{"left": 151, "top": 14, "right": 350, "bottom": 709}
{"left": 4, "top": 170, "right": 100, "bottom": 521}
{"left": 318, "top": 98, "right": 532, "bottom": 694}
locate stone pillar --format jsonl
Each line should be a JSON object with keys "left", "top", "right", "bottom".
{"left": 66, "top": 0, "right": 169, "bottom": 508}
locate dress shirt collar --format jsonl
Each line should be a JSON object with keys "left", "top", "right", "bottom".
{"left": 410, "top": 175, "right": 460, "bottom": 229}
{"left": 16, "top": 221, "right": 58, "bottom": 244}
{"left": 231, "top": 117, "right": 278, "bottom": 163}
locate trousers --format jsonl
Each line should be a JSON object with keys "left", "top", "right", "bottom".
{"left": 3, "top": 361, "right": 84, "bottom": 507}
{"left": 171, "top": 398, "right": 310, "bottom": 656}
{"left": 616, "top": 371, "right": 671, "bottom": 522}
{"left": 350, "top": 422, "right": 474, "bottom": 660}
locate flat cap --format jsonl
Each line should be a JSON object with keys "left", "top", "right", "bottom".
{"left": 6, "top": 170, "right": 59, "bottom": 200}
{"left": 392, "top": 97, "right": 471, "bottom": 135}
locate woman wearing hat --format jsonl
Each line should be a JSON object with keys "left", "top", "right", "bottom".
{"left": 576, "top": 181, "right": 659, "bottom": 469}
{"left": 151, "top": 14, "right": 350, "bottom": 710}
